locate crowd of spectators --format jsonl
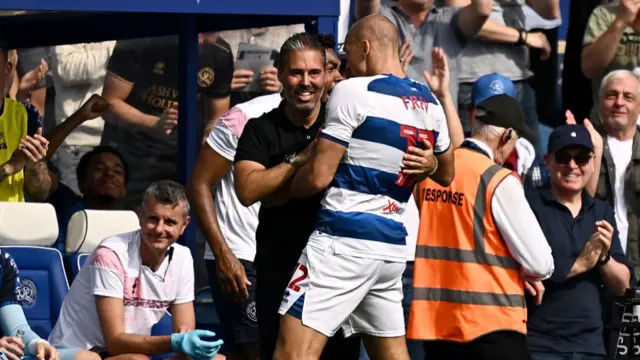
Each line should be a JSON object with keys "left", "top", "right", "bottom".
{"left": 1, "top": 0, "right": 640, "bottom": 358}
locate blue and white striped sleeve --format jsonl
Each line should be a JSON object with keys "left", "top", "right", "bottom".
{"left": 320, "top": 80, "right": 363, "bottom": 148}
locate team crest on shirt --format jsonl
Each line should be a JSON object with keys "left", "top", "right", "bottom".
{"left": 16, "top": 279, "right": 37, "bottom": 308}
{"left": 246, "top": 301, "right": 257, "bottom": 323}
{"left": 154, "top": 61, "right": 165, "bottom": 75}
{"left": 198, "top": 67, "right": 215, "bottom": 87}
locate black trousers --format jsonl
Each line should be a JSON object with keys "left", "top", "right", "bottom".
{"left": 423, "top": 331, "right": 532, "bottom": 360}
{"left": 256, "top": 262, "right": 360, "bottom": 360}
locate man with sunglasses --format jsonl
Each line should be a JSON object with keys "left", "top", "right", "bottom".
{"left": 524, "top": 124, "right": 631, "bottom": 360}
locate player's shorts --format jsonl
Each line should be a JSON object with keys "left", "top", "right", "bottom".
{"left": 207, "top": 259, "right": 258, "bottom": 347}
{"left": 278, "top": 240, "right": 406, "bottom": 338}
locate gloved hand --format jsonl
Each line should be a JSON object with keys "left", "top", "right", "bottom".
{"left": 170, "top": 330, "right": 223, "bottom": 360}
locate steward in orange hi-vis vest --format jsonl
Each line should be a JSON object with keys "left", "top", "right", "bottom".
{"left": 408, "top": 144, "right": 527, "bottom": 343}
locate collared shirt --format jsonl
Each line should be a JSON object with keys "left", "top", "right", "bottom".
{"left": 525, "top": 184, "right": 629, "bottom": 355}
{"left": 461, "top": 139, "right": 555, "bottom": 279}
{"left": 234, "top": 101, "right": 326, "bottom": 271}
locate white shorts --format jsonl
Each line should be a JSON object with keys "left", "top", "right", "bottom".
{"left": 278, "top": 241, "right": 406, "bottom": 338}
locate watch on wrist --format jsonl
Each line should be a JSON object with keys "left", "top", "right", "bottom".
{"left": 284, "top": 153, "right": 298, "bottom": 167}
{"left": 516, "top": 29, "right": 527, "bottom": 46}
{"left": 598, "top": 250, "right": 611, "bottom": 266}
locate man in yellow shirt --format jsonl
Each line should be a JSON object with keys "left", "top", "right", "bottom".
{"left": 0, "top": 46, "right": 51, "bottom": 202}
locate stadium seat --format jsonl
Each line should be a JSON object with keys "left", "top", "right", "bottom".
{"left": 66, "top": 209, "right": 140, "bottom": 277}
{"left": 0, "top": 202, "right": 66, "bottom": 339}
{"left": 151, "top": 312, "right": 174, "bottom": 360}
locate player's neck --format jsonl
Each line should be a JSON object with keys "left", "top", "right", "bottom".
{"left": 285, "top": 102, "right": 322, "bottom": 129}
{"left": 369, "top": 55, "right": 406, "bottom": 78}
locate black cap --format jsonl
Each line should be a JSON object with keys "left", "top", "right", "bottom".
{"left": 547, "top": 124, "right": 594, "bottom": 153}
{"left": 474, "top": 94, "right": 537, "bottom": 144}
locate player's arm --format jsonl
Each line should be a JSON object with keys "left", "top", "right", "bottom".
{"left": 290, "top": 138, "right": 346, "bottom": 198}
{"left": 92, "top": 247, "right": 173, "bottom": 355}
{"left": 290, "top": 81, "right": 361, "bottom": 197}
{"left": 0, "top": 253, "right": 47, "bottom": 357}
{"left": 234, "top": 120, "right": 298, "bottom": 207}
{"left": 426, "top": 105, "right": 455, "bottom": 187}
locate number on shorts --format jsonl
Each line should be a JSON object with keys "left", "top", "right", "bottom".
{"left": 396, "top": 125, "right": 435, "bottom": 188}
{"left": 288, "top": 264, "right": 308, "bottom": 292}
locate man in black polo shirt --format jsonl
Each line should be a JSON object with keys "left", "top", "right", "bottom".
{"left": 233, "top": 33, "right": 360, "bottom": 360}
{"left": 525, "top": 124, "right": 631, "bottom": 360}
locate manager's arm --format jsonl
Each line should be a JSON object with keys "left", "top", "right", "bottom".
{"left": 233, "top": 120, "right": 299, "bottom": 207}
{"left": 491, "top": 175, "right": 555, "bottom": 280}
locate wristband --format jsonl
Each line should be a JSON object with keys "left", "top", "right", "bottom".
{"left": 427, "top": 156, "right": 439, "bottom": 177}
{"left": 516, "top": 29, "right": 527, "bottom": 46}
{"left": 598, "top": 250, "right": 611, "bottom": 266}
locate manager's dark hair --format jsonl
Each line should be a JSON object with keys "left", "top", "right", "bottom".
{"left": 279, "top": 32, "right": 326, "bottom": 70}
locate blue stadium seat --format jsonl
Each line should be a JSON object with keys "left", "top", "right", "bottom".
{"left": 1, "top": 246, "right": 69, "bottom": 339}
{"left": 0, "top": 203, "right": 63, "bottom": 339}
{"left": 70, "top": 253, "right": 90, "bottom": 276}
{"left": 66, "top": 210, "right": 140, "bottom": 279}
{"left": 151, "top": 312, "right": 174, "bottom": 360}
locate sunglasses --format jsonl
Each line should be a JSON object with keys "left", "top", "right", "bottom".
{"left": 554, "top": 151, "right": 592, "bottom": 166}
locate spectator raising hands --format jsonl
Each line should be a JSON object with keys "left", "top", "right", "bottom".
{"left": 398, "top": 39, "right": 413, "bottom": 75}
{"left": 16, "top": 59, "right": 48, "bottom": 102}
{"left": 18, "top": 128, "right": 49, "bottom": 169}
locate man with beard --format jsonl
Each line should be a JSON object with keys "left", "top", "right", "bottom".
{"left": 232, "top": 32, "right": 361, "bottom": 360}
{"left": 188, "top": 33, "right": 343, "bottom": 360}
{"left": 272, "top": 14, "right": 454, "bottom": 360}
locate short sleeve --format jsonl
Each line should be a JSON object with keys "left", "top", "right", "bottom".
{"left": 199, "top": 39, "right": 234, "bottom": 99}
{"left": 319, "top": 80, "right": 363, "bottom": 147}
{"left": 234, "top": 118, "right": 270, "bottom": 167}
{"left": 173, "top": 249, "right": 195, "bottom": 304}
{"left": 24, "top": 103, "right": 42, "bottom": 137}
{"left": 0, "top": 251, "right": 20, "bottom": 307}
{"left": 91, "top": 247, "right": 125, "bottom": 299}
{"left": 431, "top": 102, "right": 451, "bottom": 155}
{"left": 583, "top": 6, "right": 613, "bottom": 45}
{"left": 207, "top": 107, "right": 248, "bottom": 161}
{"left": 107, "top": 40, "right": 141, "bottom": 83}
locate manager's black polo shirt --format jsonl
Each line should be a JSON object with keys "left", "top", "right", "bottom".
{"left": 234, "top": 101, "right": 326, "bottom": 270}
{"left": 525, "top": 184, "right": 628, "bottom": 356}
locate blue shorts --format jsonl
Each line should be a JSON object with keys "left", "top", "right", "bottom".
{"left": 1, "top": 348, "right": 79, "bottom": 360}
{"left": 206, "top": 259, "right": 258, "bottom": 348}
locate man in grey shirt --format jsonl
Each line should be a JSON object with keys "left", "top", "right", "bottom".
{"left": 356, "top": 0, "right": 492, "bottom": 109}
{"left": 450, "top": 0, "right": 559, "bottom": 154}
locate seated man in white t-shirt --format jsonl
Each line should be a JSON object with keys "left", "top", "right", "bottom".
{"left": 48, "top": 180, "right": 223, "bottom": 360}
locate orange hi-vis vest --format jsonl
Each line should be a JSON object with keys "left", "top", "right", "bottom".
{"left": 408, "top": 145, "right": 527, "bottom": 343}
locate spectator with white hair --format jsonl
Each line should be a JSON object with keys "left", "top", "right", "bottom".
{"left": 585, "top": 69, "right": 640, "bottom": 277}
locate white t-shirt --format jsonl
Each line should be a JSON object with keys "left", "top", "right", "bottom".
{"left": 48, "top": 230, "right": 195, "bottom": 350}
{"left": 607, "top": 135, "right": 634, "bottom": 252}
{"left": 203, "top": 93, "right": 281, "bottom": 262}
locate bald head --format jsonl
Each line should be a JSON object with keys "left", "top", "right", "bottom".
{"left": 344, "top": 14, "right": 403, "bottom": 77}
{"left": 347, "top": 14, "right": 400, "bottom": 52}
